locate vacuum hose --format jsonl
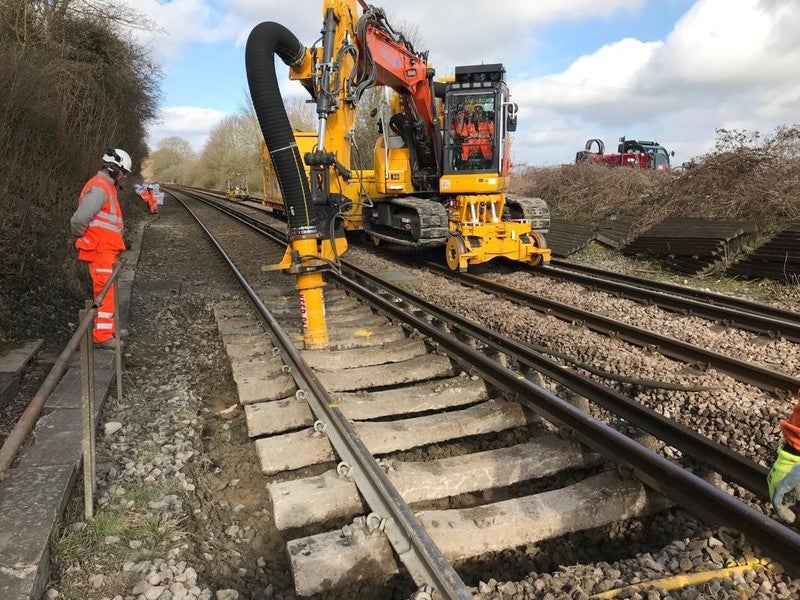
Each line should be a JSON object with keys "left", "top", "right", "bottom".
{"left": 245, "top": 22, "right": 315, "bottom": 236}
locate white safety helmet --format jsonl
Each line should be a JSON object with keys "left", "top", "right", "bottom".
{"left": 101, "top": 148, "right": 133, "bottom": 173}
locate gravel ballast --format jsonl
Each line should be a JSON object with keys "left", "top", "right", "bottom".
{"left": 42, "top": 203, "right": 800, "bottom": 600}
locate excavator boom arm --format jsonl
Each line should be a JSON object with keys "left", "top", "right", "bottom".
{"left": 249, "top": 0, "right": 550, "bottom": 277}
{"left": 288, "top": 1, "right": 438, "bottom": 173}
{"left": 359, "top": 20, "right": 437, "bottom": 149}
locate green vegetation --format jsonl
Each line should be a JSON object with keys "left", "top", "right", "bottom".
{"left": 51, "top": 482, "right": 182, "bottom": 564}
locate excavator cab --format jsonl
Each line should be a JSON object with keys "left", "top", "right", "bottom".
{"left": 435, "top": 64, "right": 550, "bottom": 271}
{"left": 447, "top": 93, "right": 497, "bottom": 172}
{"left": 441, "top": 64, "right": 513, "bottom": 189}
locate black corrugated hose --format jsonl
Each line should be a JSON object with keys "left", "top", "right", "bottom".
{"left": 245, "top": 22, "right": 315, "bottom": 235}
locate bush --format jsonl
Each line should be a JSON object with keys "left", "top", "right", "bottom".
{"left": 0, "top": 2, "right": 159, "bottom": 343}
{"left": 511, "top": 126, "right": 800, "bottom": 234}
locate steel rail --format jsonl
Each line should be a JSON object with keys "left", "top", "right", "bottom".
{"left": 331, "top": 270, "right": 800, "bottom": 578}
{"left": 341, "top": 262, "right": 769, "bottom": 497}
{"left": 543, "top": 261, "right": 800, "bottom": 342}
{"left": 549, "top": 259, "right": 800, "bottom": 325}
{"left": 424, "top": 263, "right": 800, "bottom": 395}
{"left": 172, "top": 191, "right": 472, "bottom": 600}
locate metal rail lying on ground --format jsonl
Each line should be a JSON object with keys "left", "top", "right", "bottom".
{"left": 545, "top": 260, "right": 800, "bottom": 342}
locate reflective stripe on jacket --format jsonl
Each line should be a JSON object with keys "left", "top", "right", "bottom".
{"left": 76, "top": 174, "right": 125, "bottom": 253}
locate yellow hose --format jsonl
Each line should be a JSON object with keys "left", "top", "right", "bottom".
{"left": 591, "top": 558, "right": 771, "bottom": 598}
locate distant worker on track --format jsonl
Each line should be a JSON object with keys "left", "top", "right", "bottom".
{"left": 140, "top": 185, "right": 158, "bottom": 214}
{"left": 69, "top": 148, "right": 131, "bottom": 350}
{"left": 768, "top": 392, "right": 800, "bottom": 521}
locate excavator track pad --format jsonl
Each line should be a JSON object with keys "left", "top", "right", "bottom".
{"left": 363, "top": 197, "right": 449, "bottom": 246}
{"left": 504, "top": 196, "right": 550, "bottom": 233}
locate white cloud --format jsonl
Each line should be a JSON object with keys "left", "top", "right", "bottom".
{"left": 223, "top": 0, "right": 644, "bottom": 72}
{"left": 119, "top": 0, "right": 245, "bottom": 62}
{"left": 147, "top": 106, "right": 228, "bottom": 153}
{"left": 372, "top": 0, "right": 643, "bottom": 72}
{"left": 510, "top": 0, "right": 800, "bottom": 165}
{"left": 646, "top": 0, "right": 794, "bottom": 90}
{"left": 139, "top": 0, "right": 800, "bottom": 167}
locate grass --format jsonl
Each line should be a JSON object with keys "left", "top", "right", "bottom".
{"left": 50, "top": 480, "right": 185, "bottom": 597}
{"left": 123, "top": 482, "right": 161, "bottom": 506}
{"left": 693, "top": 274, "right": 800, "bottom": 305}
{"left": 134, "top": 439, "right": 162, "bottom": 464}
{"left": 569, "top": 242, "right": 673, "bottom": 279}
{"left": 50, "top": 492, "right": 182, "bottom": 600}
{"left": 121, "top": 403, "right": 156, "bottom": 428}
{"left": 50, "top": 511, "right": 126, "bottom": 561}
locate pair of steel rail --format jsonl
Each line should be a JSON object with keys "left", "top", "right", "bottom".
{"left": 176, "top": 188, "right": 800, "bottom": 596}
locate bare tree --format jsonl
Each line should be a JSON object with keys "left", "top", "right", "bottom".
{"left": 284, "top": 94, "right": 316, "bottom": 131}
{"left": 145, "top": 137, "right": 197, "bottom": 182}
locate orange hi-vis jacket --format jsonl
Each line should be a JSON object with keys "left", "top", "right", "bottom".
{"left": 781, "top": 392, "right": 800, "bottom": 451}
{"left": 141, "top": 188, "right": 158, "bottom": 212}
{"left": 461, "top": 120, "right": 494, "bottom": 161}
{"left": 75, "top": 174, "right": 125, "bottom": 257}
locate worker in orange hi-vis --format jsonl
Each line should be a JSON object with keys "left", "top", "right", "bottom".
{"left": 142, "top": 185, "right": 158, "bottom": 213}
{"left": 460, "top": 105, "right": 495, "bottom": 163}
{"left": 768, "top": 391, "right": 800, "bottom": 522}
{"left": 69, "top": 148, "right": 131, "bottom": 350}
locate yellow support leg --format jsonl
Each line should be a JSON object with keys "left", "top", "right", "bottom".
{"left": 296, "top": 270, "right": 328, "bottom": 350}
{"left": 262, "top": 234, "right": 345, "bottom": 350}
{"left": 291, "top": 237, "right": 329, "bottom": 350}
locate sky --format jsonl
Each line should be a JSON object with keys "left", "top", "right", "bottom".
{"left": 127, "top": 0, "right": 800, "bottom": 167}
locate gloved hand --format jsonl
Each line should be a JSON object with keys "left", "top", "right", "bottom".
{"left": 768, "top": 445, "right": 800, "bottom": 522}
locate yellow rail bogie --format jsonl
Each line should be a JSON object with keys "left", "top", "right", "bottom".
{"left": 446, "top": 194, "right": 550, "bottom": 271}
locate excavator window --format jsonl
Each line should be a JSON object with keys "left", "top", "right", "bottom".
{"left": 445, "top": 92, "right": 498, "bottom": 173}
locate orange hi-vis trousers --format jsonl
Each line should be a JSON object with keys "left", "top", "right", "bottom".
{"left": 83, "top": 252, "right": 118, "bottom": 343}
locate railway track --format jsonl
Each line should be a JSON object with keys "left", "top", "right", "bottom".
{"left": 422, "top": 263, "right": 800, "bottom": 395}
{"left": 544, "top": 259, "right": 800, "bottom": 343}
{"left": 163, "top": 186, "right": 800, "bottom": 597}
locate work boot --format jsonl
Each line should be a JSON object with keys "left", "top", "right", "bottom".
{"left": 95, "top": 338, "right": 121, "bottom": 351}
